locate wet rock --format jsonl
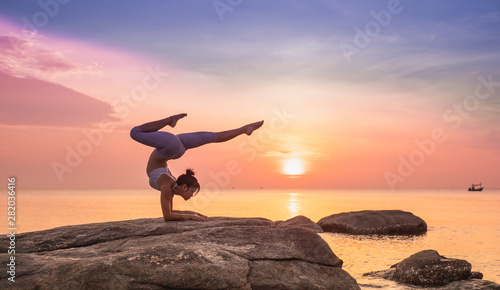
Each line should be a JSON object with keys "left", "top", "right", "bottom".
{"left": 364, "top": 250, "right": 492, "bottom": 287}
{"left": 440, "top": 279, "right": 500, "bottom": 289}
{"left": 318, "top": 210, "right": 427, "bottom": 235}
{"left": 0, "top": 217, "right": 360, "bottom": 289}
{"left": 392, "top": 250, "right": 471, "bottom": 286}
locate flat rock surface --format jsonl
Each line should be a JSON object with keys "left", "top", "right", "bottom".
{"left": 0, "top": 217, "right": 360, "bottom": 289}
{"left": 318, "top": 210, "right": 428, "bottom": 235}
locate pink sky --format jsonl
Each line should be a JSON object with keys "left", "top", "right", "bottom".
{"left": 1, "top": 17, "right": 499, "bottom": 190}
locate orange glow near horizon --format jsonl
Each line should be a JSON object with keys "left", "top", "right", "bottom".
{"left": 1, "top": 16, "right": 500, "bottom": 190}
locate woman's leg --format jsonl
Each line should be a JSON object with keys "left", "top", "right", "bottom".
{"left": 176, "top": 120, "right": 264, "bottom": 150}
{"left": 215, "top": 120, "right": 264, "bottom": 142}
{"left": 137, "top": 113, "right": 187, "bottom": 132}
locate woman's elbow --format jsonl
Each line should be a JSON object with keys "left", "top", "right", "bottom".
{"left": 163, "top": 214, "right": 178, "bottom": 221}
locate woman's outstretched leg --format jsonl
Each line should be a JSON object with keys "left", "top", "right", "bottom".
{"left": 215, "top": 120, "right": 264, "bottom": 142}
{"left": 138, "top": 113, "right": 187, "bottom": 132}
{"left": 176, "top": 120, "right": 264, "bottom": 150}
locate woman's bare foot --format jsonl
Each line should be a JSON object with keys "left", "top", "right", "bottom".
{"left": 244, "top": 120, "right": 264, "bottom": 135}
{"left": 169, "top": 113, "right": 187, "bottom": 128}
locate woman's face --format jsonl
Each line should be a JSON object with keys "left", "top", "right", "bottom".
{"left": 180, "top": 185, "right": 197, "bottom": 200}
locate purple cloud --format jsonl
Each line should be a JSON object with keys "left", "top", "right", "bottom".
{"left": 0, "top": 72, "right": 116, "bottom": 127}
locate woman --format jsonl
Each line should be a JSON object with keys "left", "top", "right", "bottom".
{"left": 130, "top": 113, "right": 264, "bottom": 221}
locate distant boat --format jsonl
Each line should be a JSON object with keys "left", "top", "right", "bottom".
{"left": 468, "top": 183, "right": 484, "bottom": 191}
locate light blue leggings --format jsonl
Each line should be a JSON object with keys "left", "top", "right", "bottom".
{"left": 130, "top": 126, "right": 216, "bottom": 160}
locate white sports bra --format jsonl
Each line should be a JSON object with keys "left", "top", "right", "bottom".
{"left": 147, "top": 167, "right": 176, "bottom": 191}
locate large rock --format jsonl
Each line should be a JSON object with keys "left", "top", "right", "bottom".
{"left": 318, "top": 210, "right": 427, "bottom": 235}
{"left": 364, "top": 250, "right": 492, "bottom": 287}
{"left": 0, "top": 217, "right": 360, "bottom": 289}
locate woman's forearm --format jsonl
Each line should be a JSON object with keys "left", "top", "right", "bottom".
{"left": 172, "top": 210, "right": 199, "bottom": 215}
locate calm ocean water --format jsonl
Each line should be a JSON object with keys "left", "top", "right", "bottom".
{"left": 3, "top": 188, "right": 499, "bottom": 289}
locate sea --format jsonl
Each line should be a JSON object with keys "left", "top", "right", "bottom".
{"left": 3, "top": 188, "right": 499, "bottom": 289}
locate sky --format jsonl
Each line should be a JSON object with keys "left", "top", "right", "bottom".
{"left": 0, "top": 0, "right": 499, "bottom": 190}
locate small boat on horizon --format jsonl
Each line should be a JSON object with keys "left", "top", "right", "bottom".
{"left": 468, "top": 183, "right": 484, "bottom": 191}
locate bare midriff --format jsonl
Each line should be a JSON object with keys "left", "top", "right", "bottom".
{"left": 146, "top": 151, "right": 167, "bottom": 174}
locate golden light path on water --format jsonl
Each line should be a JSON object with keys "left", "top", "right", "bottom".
{"left": 286, "top": 192, "right": 300, "bottom": 218}
{"left": 5, "top": 188, "right": 500, "bottom": 288}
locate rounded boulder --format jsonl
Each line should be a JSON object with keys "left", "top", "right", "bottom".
{"left": 317, "top": 210, "right": 427, "bottom": 235}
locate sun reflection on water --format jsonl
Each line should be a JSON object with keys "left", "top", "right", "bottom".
{"left": 287, "top": 192, "right": 300, "bottom": 218}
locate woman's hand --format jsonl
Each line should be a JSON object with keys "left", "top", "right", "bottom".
{"left": 173, "top": 210, "right": 208, "bottom": 221}
{"left": 191, "top": 214, "right": 208, "bottom": 221}
{"left": 196, "top": 212, "right": 208, "bottom": 220}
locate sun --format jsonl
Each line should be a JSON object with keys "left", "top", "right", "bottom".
{"left": 282, "top": 158, "right": 305, "bottom": 176}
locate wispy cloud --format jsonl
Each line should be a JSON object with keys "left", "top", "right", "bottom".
{"left": 0, "top": 35, "right": 98, "bottom": 78}
{"left": 0, "top": 18, "right": 157, "bottom": 129}
{"left": 0, "top": 27, "right": 114, "bottom": 128}
{"left": 264, "top": 150, "right": 325, "bottom": 159}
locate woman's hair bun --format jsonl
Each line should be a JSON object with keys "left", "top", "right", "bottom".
{"left": 177, "top": 168, "right": 200, "bottom": 195}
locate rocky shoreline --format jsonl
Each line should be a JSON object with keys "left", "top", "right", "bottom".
{"left": 1, "top": 211, "right": 498, "bottom": 289}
